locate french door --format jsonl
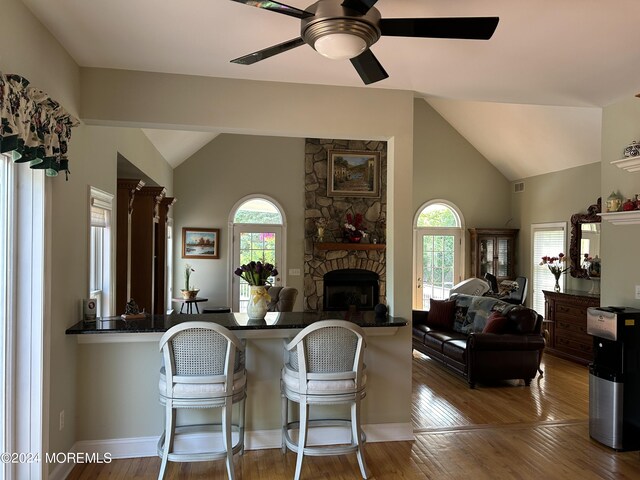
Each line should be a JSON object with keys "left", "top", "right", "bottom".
{"left": 414, "top": 228, "right": 461, "bottom": 309}
{"left": 232, "top": 224, "right": 282, "bottom": 311}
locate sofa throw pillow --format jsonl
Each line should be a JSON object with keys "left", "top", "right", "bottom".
{"left": 483, "top": 311, "right": 508, "bottom": 334}
{"left": 426, "top": 299, "right": 456, "bottom": 330}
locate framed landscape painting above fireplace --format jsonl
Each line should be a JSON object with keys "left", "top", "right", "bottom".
{"left": 327, "top": 150, "right": 380, "bottom": 198}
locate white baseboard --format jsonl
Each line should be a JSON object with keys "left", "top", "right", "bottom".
{"left": 53, "top": 422, "right": 414, "bottom": 468}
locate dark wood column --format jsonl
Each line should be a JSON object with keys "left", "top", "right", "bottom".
{"left": 116, "top": 179, "right": 144, "bottom": 314}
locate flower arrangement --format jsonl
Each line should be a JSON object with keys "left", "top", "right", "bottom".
{"left": 539, "top": 253, "right": 569, "bottom": 278}
{"left": 181, "top": 264, "right": 199, "bottom": 299}
{"left": 234, "top": 261, "right": 278, "bottom": 286}
{"left": 344, "top": 212, "right": 367, "bottom": 242}
{"left": 184, "top": 264, "right": 195, "bottom": 291}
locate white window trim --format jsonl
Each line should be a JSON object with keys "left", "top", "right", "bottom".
{"left": 531, "top": 222, "right": 567, "bottom": 317}
{"left": 0, "top": 153, "right": 16, "bottom": 480}
{"left": 88, "top": 186, "right": 115, "bottom": 317}
{"left": 227, "top": 194, "right": 287, "bottom": 310}
{"left": 13, "top": 162, "right": 47, "bottom": 479}
{"left": 413, "top": 199, "right": 466, "bottom": 309}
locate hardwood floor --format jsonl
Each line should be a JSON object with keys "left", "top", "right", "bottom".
{"left": 67, "top": 352, "right": 640, "bottom": 479}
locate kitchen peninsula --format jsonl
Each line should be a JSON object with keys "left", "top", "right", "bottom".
{"left": 66, "top": 311, "right": 411, "bottom": 453}
{"left": 66, "top": 310, "right": 406, "bottom": 338}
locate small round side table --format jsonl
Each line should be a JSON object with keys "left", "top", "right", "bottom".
{"left": 172, "top": 297, "right": 208, "bottom": 314}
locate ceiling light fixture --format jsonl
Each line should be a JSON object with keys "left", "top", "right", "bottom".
{"left": 313, "top": 33, "right": 367, "bottom": 60}
{"left": 301, "top": 4, "right": 381, "bottom": 61}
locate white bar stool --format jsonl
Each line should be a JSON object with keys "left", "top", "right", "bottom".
{"left": 157, "top": 321, "right": 246, "bottom": 480}
{"left": 281, "top": 320, "right": 369, "bottom": 480}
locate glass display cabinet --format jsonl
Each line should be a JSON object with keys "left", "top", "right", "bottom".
{"left": 469, "top": 228, "right": 518, "bottom": 283}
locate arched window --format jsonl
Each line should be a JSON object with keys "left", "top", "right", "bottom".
{"left": 413, "top": 200, "right": 464, "bottom": 309}
{"left": 229, "top": 196, "right": 286, "bottom": 311}
{"left": 233, "top": 198, "right": 282, "bottom": 224}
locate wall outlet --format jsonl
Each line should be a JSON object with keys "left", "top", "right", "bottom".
{"left": 635, "top": 285, "right": 640, "bottom": 300}
{"left": 289, "top": 268, "right": 301, "bottom": 276}
{"left": 59, "top": 410, "right": 64, "bottom": 431}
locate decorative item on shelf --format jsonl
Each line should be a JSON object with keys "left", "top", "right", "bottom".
{"left": 623, "top": 198, "right": 636, "bottom": 211}
{"left": 83, "top": 298, "right": 97, "bottom": 321}
{"left": 121, "top": 298, "right": 146, "bottom": 320}
{"left": 344, "top": 212, "right": 368, "bottom": 243}
{"left": 181, "top": 264, "right": 199, "bottom": 299}
{"left": 582, "top": 253, "right": 601, "bottom": 278}
{"left": 606, "top": 191, "right": 623, "bottom": 212}
{"left": 636, "top": 194, "right": 640, "bottom": 210}
{"left": 374, "top": 303, "right": 388, "bottom": 320}
{"left": 234, "top": 261, "right": 278, "bottom": 320}
{"left": 540, "top": 253, "right": 569, "bottom": 293}
{"left": 315, "top": 217, "right": 327, "bottom": 242}
{"left": 623, "top": 140, "right": 640, "bottom": 158}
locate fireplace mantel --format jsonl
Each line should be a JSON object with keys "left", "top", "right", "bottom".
{"left": 315, "top": 242, "right": 386, "bottom": 251}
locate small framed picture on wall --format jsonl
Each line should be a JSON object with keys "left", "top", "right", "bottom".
{"left": 182, "top": 228, "right": 220, "bottom": 259}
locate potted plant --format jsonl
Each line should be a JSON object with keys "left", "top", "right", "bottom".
{"left": 181, "top": 264, "right": 199, "bottom": 299}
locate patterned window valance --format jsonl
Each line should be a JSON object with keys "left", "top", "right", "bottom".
{"left": 0, "top": 71, "right": 79, "bottom": 179}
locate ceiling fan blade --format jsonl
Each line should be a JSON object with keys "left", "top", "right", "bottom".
{"left": 350, "top": 49, "right": 388, "bottom": 85}
{"left": 380, "top": 17, "right": 499, "bottom": 40}
{"left": 230, "top": 0, "right": 313, "bottom": 19}
{"left": 231, "top": 37, "right": 306, "bottom": 65}
{"left": 341, "top": 0, "right": 379, "bottom": 14}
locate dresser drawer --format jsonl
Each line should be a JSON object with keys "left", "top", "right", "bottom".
{"left": 554, "top": 303, "right": 587, "bottom": 321}
{"left": 556, "top": 320, "right": 589, "bottom": 338}
{"left": 556, "top": 335, "right": 593, "bottom": 356}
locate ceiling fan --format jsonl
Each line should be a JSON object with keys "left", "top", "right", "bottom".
{"left": 230, "top": 0, "right": 499, "bottom": 85}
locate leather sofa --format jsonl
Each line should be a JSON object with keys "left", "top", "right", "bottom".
{"left": 412, "top": 294, "right": 545, "bottom": 388}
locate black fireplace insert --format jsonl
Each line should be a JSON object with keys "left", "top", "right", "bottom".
{"left": 323, "top": 269, "right": 379, "bottom": 311}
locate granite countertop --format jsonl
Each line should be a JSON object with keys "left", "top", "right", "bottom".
{"left": 66, "top": 311, "right": 407, "bottom": 335}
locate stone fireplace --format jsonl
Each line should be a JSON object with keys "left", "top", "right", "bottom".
{"left": 303, "top": 138, "right": 387, "bottom": 312}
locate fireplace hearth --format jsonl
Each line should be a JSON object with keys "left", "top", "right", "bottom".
{"left": 323, "top": 269, "right": 379, "bottom": 311}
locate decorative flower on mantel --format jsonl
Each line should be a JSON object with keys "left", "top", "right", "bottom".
{"left": 234, "top": 261, "right": 278, "bottom": 286}
{"left": 344, "top": 213, "right": 368, "bottom": 243}
{"left": 539, "top": 253, "right": 569, "bottom": 280}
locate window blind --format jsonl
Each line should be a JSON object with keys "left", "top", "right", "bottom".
{"left": 90, "top": 195, "right": 112, "bottom": 228}
{"left": 532, "top": 225, "right": 566, "bottom": 317}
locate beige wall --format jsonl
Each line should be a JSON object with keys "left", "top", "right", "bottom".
{"left": 3, "top": 0, "right": 83, "bottom": 461}
{"left": 413, "top": 99, "right": 512, "bottom": 278}
{"left": 76, "top": 68, "right": 415, "bottom": 437}
{"left": 510, "top": 162, "right": 602, "bottom": 302}
{"left": 601, "top": 97, "right": 640, "bottom": 308}
{"left": 2, "top": 0, "right": 174, "bottom": 461}
{"left": 173, "top": 133, "right": 305, "bottom": 309}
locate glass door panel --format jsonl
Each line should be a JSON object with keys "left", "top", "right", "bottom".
{"left": 417, "top": 233, "right": 457, "bottom": 309}
{"left": 233, "top": 226, "right": 281, "bottom": 312}
{"left": 480, "top": 238, "right": 494, "bottom": 276}
{"left": 496, "top": 237, "right": 510, "bottom": 278}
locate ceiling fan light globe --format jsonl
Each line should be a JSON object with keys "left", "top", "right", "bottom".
{"left": 314, "top": 33, "right": 367, "bottom": 60}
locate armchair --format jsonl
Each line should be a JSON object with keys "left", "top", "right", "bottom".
{"left": 266, "top": 286, "right": 298, "bottom": 312}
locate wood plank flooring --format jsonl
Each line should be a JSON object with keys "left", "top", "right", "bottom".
{"left": 67, "top": 352, "right": 640, "bottom": 479}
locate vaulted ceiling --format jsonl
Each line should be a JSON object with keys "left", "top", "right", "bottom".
{"left": 21, "top": 0, "right": 640, "bottom": 178}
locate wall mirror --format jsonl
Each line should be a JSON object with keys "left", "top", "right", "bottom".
{"left": 569, "top": 198, "right": 601, "bottom": 278}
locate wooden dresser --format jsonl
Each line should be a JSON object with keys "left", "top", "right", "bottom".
{"left": 542, "top": 290, "right": 600, "bottom": 365}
